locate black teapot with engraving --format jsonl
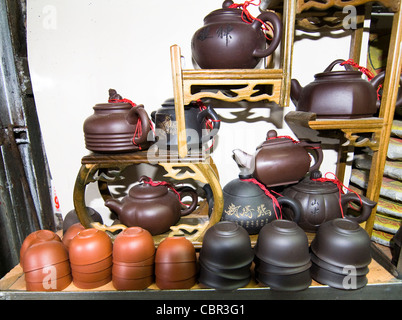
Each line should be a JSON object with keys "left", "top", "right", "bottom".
{"left": 221, "top": 172, "right": 301, "bottom": 234}
{"left": 151, "top": 98, "right": 220, "bottom": 151}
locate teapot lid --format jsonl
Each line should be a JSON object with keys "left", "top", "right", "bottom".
{"left": 258, "top": 130, "right": 296, "bottom": 148}
{"left": 129, "top": 177, "right": 168, "bottom": 199}
{"left": 223, "top": 177, "right": 265, "bottom": 198}
{"left": 290, "top": 171, "right": 339, "bottom": 194}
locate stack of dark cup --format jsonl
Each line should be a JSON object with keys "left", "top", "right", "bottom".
{"left": 254, "top": 220, "right": 312, "bottom": 291}
{"left": 198, "top": 221, "right": 254, "bottom": 290}
{"left": 310, "top": 219, "right": 371, "bottom": 290}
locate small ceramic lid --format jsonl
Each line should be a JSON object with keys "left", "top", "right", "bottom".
{"left": 258, "top": 130, "right": 295, "bottom": 148}
{"left": 129, "top": 183, "right": 168, "bottom": 199}
{"left": 289, "top": 171, "right": 339, "bottom": 194}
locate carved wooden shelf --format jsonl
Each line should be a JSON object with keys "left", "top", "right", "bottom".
{"left": 73, "top": 150, "right": 223, "bottom": 246}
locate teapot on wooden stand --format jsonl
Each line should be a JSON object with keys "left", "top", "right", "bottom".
{"left": 191, "top": 0, "right": 282, "bottom": 69}
{"left": 105, "top": 176, "right": 198, "bottom": 235}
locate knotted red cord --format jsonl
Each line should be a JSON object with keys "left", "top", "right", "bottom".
{"left": 141, "top": 177, "right": 188, "bottom": 207}
{"left": 240, "top": 178, "right": 282, "bottom": 219}
{"left": 311, "top": 172, "right": 362, "bottom": 218}
{"left": 108, "top": 98, "right": 155, "bottom": 150}
{"left": 229, "top": 0, "right": 273, "bottom": 40}
{"left": 196, "top": 99, "right": 221, "bottom": 151}
{"left": 340, "top": 59, "right": 382, "bottom": 100}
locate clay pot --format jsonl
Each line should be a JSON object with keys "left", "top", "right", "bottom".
{"left": 113, "top": 227, "right": 155, "bottom": 263}
{"left": 155, "top": 276, "right": 197, "bottom": 290}
{"left": 112, "top": 264, "right": 154, "bottom": 279}
{"left": 83, "top": 89, "right": 152, "bottom": 153}
{"left": 70, "top": 255, "right": 112, "bottom": 273}
{"left": 155, "top": 237, "right": 196, "bottom": 264}
{"left": 105, "top": 176, "right": 198, "bottom": 235}
{"left": 310, "top": 263, "right": 368, "bottom": 290}
{"left": 221, "top": 173, "right": 301, "bottom": 234}
{"left": 20, "top": 230, "right": 62, "bottom": 266}
{"left": 200, "top": 221, "right": 254, "bottom": 270}
{"left": 232, "top": 129, "right": 323, "bottom": 187}
{"left": 151, "top": 98, "right": 220, "bottom": 150}
{"left": 191, "top": 0, "right": 282, "bottom": 69}
{"left": 62, "top": 223, "right": 85, "bottom": 250}
{"left": 255, "top": 268, "right": 311, "bottom": 291}
{"left": 291, "top": 59, "right": 402, "bottom": 118}
{"left": 282, "top": 171, "right": 376, "bottom": 232}
{"left": 254, "top": 220, "right": 310, "bottom": 268}
{"left": 112, "top": 275, "right": 153, "bottom": 290}
{"left": 26, "top": 274, "right": 72, "bottom": 292}
{"left": 25, "top": 260, "right": 71, "bottom": 283}
{"left": 154, "top": 237, "right": 197, "bottom": 289}
{"left": 62, "top": 207, "right": 102, "bottom": 234}
{"left": 310, "top": 219, "right": 372, "bottom": 269}
{"left": 22, "top": 241, "right": 69, "bottom": 273}
{"left": 68, "top": 228, "right": 112, "bottom": 265}
{"left": 198, "top": 266, "right": 251, "bottom": 290}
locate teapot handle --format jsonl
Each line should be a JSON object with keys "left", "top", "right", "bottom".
{"left": 278, "top": 197, "right": 301, "bottom": 223}
{"left": 197, "top": 105, "right": 221, "bottom": 144}
{"left": 126, "top": 104, "right": 151, "bottom": 145}
{"left": 323, "top": 59, "right": 355, "bottom": 72}
{"left": 298, "top": 140, "right": 324, "bottom": 173}
{"left": 176, "top": 186, "right": 198, "bottom": 217}
{"left": 340, "top": 193, "right": 376, "bottom": 224}
{"left": 370, "top": 71, "right": 402, "bottom": 108}
{"left": 251, "top": 11, "right": 282, "bottom": 59}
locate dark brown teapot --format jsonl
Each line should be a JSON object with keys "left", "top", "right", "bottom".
{"left": 221, "top": 173, "right": 301, "bottom": 234}
{"left": 191, "top": 0, "right": 282, "bottom": 69}
{"left": 83, "top": 89, "right": 152, "bottom": 153}
{"left": 233, "top": 130, "right": 323, "bottom": 187}
{"left": 104, "top": 176, "right": 198, "bottom": 235}
{"left": 291, "top": 59, "right": 402, "bottom": 118}
{"left": 281, "top": 171, "right": 377, "bottom": 232}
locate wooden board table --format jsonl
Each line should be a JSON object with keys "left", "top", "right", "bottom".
{"left": 1, "top": 243, "right": 401, "bottom": 300}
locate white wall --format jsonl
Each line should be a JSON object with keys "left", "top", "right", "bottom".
{"left": 26, "top": 0, "right": 366, "bottom": 225}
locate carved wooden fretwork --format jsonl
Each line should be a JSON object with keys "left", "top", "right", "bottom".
{"left": 297, "top": 0, "right": 399, "bottom": 13}
{"left": 341, "top": 130, "right": 381, "bottom": 150}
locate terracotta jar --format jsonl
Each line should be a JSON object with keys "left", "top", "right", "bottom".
{"left": 83, "top": 89, "right": 152, "bottom": 153}
{"left": 282, "top": 171, "right": 377, "bottom": 232}
{"left": 105, "top": 176, "right": 198, "bottom": 235}
{"left": 233, "top": 129, "right": 323, "bottom": 187}
{"left": 291, "top": 59, "right": 402, "bottom": 118}
{"left": 191, "top": 0, "right": 282, "bottom": 69}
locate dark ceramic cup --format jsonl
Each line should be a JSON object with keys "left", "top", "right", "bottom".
{"left": 254, "top": 220, "right": 310, "bottom": 268}
{"left": 310, "top": 218, "right": 371, "bottom": 269}
{"left": 199, "top": 221, "right": 254, "bottom": 269}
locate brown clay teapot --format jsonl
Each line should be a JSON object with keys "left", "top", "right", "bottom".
{"left": 83, "top": 89, "right": 152, "bottom": 153}
{"left": 281, "top": 171, "right": 377, "bottom": 232}
{"left": 232, "top": 130, "right": 323, "bottom": 187}
{"left": 104, "top": 176, "right": 198, "bottom": 235}
{"left": 291, "top": 59, "right": 402, "bottom": 118}
{"left": 191, "top": 0, "right": 282, "bottom": 69}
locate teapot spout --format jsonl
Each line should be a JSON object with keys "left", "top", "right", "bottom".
{"left": 290, "top": 79, "right": 303, "bottom": 107}
{"left": 232, "top": 149, "right": 255, "bottom": 177}
{"left": 105, "top": 199, "right": 124, "bottom": 216}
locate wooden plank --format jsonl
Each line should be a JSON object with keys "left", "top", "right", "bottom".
{"left": 365, "top": 2, "right": 402, "bottom": 235}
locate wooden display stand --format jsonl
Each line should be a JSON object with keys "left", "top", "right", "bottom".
{"left": 73, "top": 150, "right": 222, "bottom": 246}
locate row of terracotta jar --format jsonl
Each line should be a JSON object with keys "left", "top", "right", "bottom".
{"left": 20, "top": 217, "right": 372, "bottom": 292}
